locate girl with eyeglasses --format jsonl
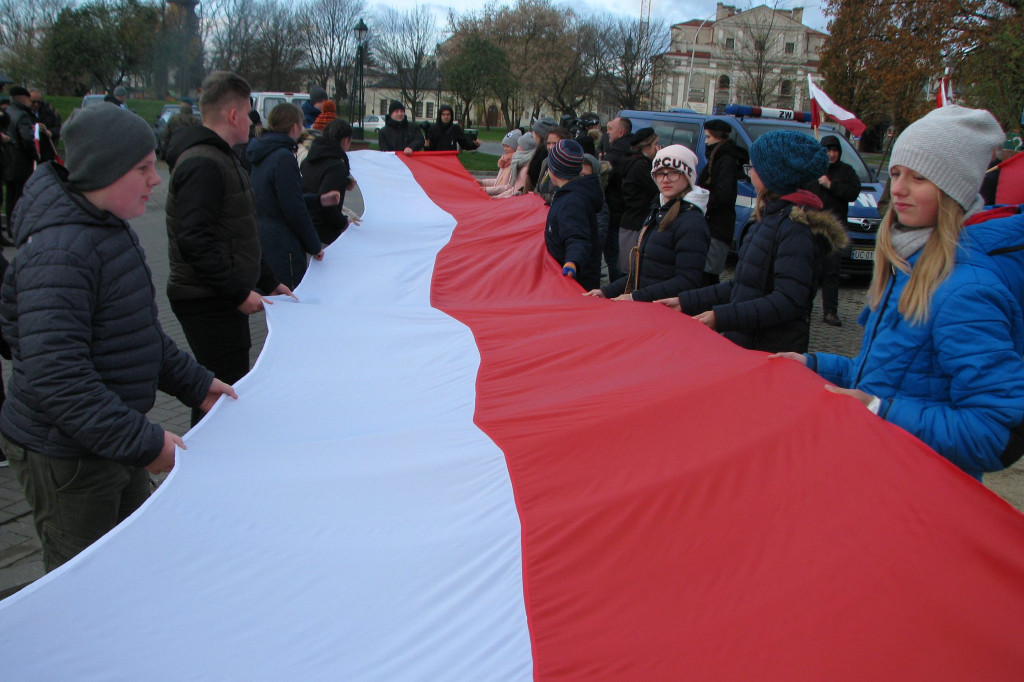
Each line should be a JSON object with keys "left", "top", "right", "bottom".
{"left": 657, "top": 130, "right": 847, "bottom": 353}
{"left": 584, "top": 145, "right": 709, "bottom": 301}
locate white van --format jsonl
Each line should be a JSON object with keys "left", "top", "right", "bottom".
{"left": 250, "top": 91, "right": 310, "bottom": 122}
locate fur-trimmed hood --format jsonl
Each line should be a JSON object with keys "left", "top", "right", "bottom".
{"left": 790, "top": 204, "right": 849, "bottom": 253}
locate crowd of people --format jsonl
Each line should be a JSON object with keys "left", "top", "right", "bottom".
{"left": 0, "top": 69, "right": 1020, "bottom": 574}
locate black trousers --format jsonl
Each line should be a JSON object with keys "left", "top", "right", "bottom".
{"left": 819, "top": 250, "right": 841, "bottom": 314}
{"left": 171, "top": 297, "right": 251, "bottom": 426}
{"left": 5, "top": 180, "right": 25, "bottom": 227}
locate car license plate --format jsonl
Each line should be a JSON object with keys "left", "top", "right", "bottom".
{"left": 851, "top": 249, "right": 874, "bottom": 261}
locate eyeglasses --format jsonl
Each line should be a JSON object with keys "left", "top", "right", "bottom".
{"left": 742, "top": 164, "right": 754, "bottom": 175}
{"left": 652, "top": 170, "right": 683, "bottom": 181}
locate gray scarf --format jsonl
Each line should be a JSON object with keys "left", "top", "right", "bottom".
{"left": 891, "top": 225, "right": 934, "bottom": 260}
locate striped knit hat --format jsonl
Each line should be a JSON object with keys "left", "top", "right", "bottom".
{"left": 547, "top": 139, "right": 584, "bottom": 179}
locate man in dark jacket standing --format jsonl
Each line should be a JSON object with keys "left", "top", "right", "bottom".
{"left": 377, "top": 100, "right": 423, "bottom": 155}
{"left": 697, "top": 119, "right": 747, "bottom": 286}
{"left": 544, "top": 139, "right": 603, "bottom": 291}
{"left": 2, "top": 86, "right": 38, "bottom": 231}
{"left": 0, "top": 104, "right": 236, "bottom": 572}
{"left": 602, "top": 116, "right": 633, "bottom": 281}
{"left": 29, "top": 89, "right": 61, "bottom": 163}
{"left": 166, "top": 71, "right": 294, "bottom": 425}
{"left": 807, "top": 134, "right": 860, "bottom": 326}
{"left": 426, "top": 105, "right": 480, "bottom": 151}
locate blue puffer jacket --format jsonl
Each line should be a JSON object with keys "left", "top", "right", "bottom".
{"left": 247, "top": 132, "right": 323, "bottom": 289}
{"left": 545, "top": 173, "right": 604, "bottom": 290}
{"left": 679, "top": 193, "right": 846, "bottom": 352}
{"left": 0, "top": 163, "right": 213, "bottom": 465}
{"left": 809, "top": 206, "right": 1024, "bottom": 479}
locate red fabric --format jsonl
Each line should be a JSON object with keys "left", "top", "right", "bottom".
{"left": 965, "top": 205, "right": 1020, "bottom": 226}
{"left": 995, "top": 152, "right": 1024, "bottom": 205}
{"left": 402, "top": 154, "right": 1024, "bottom": 680}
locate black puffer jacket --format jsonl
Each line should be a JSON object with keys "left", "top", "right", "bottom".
{"left": 545, "top": 173, "right": 604, "bottom": 290}
{"left": 378, "top": 116, "right": 424, "bottom": 152}
{"left": 806, "top": 157, "right": 860, "bottom": 225}
{"left": 697, "top": 138, "right": 748, "bottom": 244}
{"left": 300, "top": 135, "right": 351, "bottom": 245}
{"left": 619, "top": 152, "right": 659, "bottom": 231}
{"left": 602, "top": 194, "right": 710, "bottom": 301}
{"left": 426, "top": 106, "right": 474, "bottom": 151}
{"left": 0, "top": 163, "right": 213, "bottom": 464}
{"left": 603, "top": 136, "right": 634, "bottom": 215}
{"left": 2, "top": 100, "right": 38, "bottom": 184}
{"left": 678, "top": 193, "right": 847, "bottom": 353}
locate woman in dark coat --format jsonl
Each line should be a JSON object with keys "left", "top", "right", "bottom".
{"left": 247, "top": 103, "right": 336, "bottom": 289}
{"left": 377, "top": 100, "right": 424, "bottom": 155}
{"left": 659, "top": 131, "right": 847, "bottom": 354}
{"left": 697, "top": 119, "right": 748, "bottom": 285}
{"left": 617, "top": 127, "right": 661, "bottom": 274}
{"left": 300, "top": 118, "right": 353, "bottom": 245}
{"left": 585, "top": 145, "right": 709, "bottom": 302}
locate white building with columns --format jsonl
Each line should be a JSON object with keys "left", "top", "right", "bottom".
{"left": 653, "top": 3, "right": 826, "bottom": 115}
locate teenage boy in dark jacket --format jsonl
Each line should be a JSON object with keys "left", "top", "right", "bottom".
{"left": 165, "top": 71, "right": 294, "bottom": 425}
{"left": 377, "top": 101, "right": 424, "bottom": 155}
{"left": 426, "top": 105, "right": 480, "bottom": 152}
{"left": 0, "top": 104, "right": 235, "bottom": 572}
{"left": 807, "top": 134, "right": 861, "bottom": 326}
{"left": 301, "top": 118, "right": 354, "bottom": 245}
{"left": 544, "top": 139, "right": 603, "bottom": 291}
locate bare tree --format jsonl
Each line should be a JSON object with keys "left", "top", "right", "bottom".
{"left": 300, "top": 0, "right": 363, "bottom": 98}
{"left": 0, "top": 0, "right": 72, "bottom": 85}
{"left": 373, "top": 5, "right": 442, "bottom": 120}
{"left": 727, "top": 4, "right": 800, "bottom": 107}
{"left": 597, "top": 15, "right": 670, "bottom": 111}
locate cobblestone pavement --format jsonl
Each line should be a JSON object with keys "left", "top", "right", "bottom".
{"left": 1, "top": 165, "right": 1020, "bottom": 599}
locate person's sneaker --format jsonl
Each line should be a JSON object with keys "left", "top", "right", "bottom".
{"left": 823, "top": 311, "right": 842, "bottom": 327}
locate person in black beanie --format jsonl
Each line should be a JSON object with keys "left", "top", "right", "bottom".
{"left": 426, "top": 105, "right": 480, "bottom": 152}
{"left": 806, "top": 134, "right": 861, "bottom": 326}
{"left": 697, "top": 119, "right": 747, "bottom": 286}
{"left": 617, "top": 127, "right": 660, "bottom": 274}
{"left": 378, "top": 100, "right": 423, "bottom": 155}
{"left": 0, "top": 103, "right": 236, "bottom": 571}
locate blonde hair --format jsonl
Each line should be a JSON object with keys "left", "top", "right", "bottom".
{"left": 869, "top": 190, "right": 964, "bottom": 324}
{"left": 657, "top": 176, "right": 692, "bottom": 231}
{"left": 266, "top": 102, "right": 302, "bottom": 134}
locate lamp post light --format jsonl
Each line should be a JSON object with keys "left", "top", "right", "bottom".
{"left": 351, "top": 18, "right": 368, "bottom": 139}
{"left": 684, "top": 13, "right": 716, "bottom": 112}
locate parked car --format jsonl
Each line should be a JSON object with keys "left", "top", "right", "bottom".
{"left": 619, "top": 109, "right": 884, "bottom": 274}
{"left": 81, "top": 94, "right": 107, "bottom": 108}
{"left": 154, "top": 104, "right": 202, "bottom": 160}
{"left": 250, "top": 91, "right": 310, "bottom": 123}
{"left": 361, "top": 115, "right": 386, "bottom": 132}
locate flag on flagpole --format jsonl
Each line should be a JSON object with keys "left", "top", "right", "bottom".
{"left": 806, "top": 75, "right": 866, "bottom": 138}
{"left": 936, "top": 70, "right": 954, "bottom": 108}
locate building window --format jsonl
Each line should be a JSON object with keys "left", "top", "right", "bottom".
{"left": 380, "top": 99, "right": 387, "bottom": 115}
{"left": 717, "top": 75, "right": 730, "bottom": 90}
{"left": 688, "top": 89, "right": 705, "bottom": 103}
{"left": 415, "top": 101, "right": 424, "bottom": 118}
{"left": 725, "top": 37, "right": 735, "bottom": 50}
{"left": 754, "top": 39, "right": 766, "bottom": 52}
{"left": 785, "top": 42, "right": 795, "bottom": 54}
{"left": 780, "top": 80, "right": 793, "bottom": 96}
{"left": 427, "top": 102, "right": 435, "bottom": 119}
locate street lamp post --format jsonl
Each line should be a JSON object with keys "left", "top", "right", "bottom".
{"left": 684, "top": 13, "right": 716, "bottom": 112}
{"left": 350, "top": 18, "right": 368, "bottom": 139}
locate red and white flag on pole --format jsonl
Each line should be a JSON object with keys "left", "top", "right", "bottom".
{"left": 806, "top": 75, "right": 867, "bottom": 138}
{"left": 937, "top": 70, "right": 954, "bottom": 107}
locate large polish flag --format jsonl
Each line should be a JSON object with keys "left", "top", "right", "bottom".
{"left": 1, "top": 152, "right": 1023, "bottom": 680}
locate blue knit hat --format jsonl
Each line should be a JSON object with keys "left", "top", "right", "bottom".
{"left": 749, "top": 130, "right": 829, "bottom": 194}
{"left": 548, "top": 139, "right": 584, "bottom": 179}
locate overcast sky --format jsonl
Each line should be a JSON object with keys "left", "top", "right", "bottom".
{"left": 368, "top": 0, "right": 832, "bottom": 34}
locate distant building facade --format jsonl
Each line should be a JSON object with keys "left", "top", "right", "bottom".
{"left": 653, "top": 3, "right": 826, "bottom": 115}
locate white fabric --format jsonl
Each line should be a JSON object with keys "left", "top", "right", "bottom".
{"left": 0, "top": 152, "right": 532, "bottom": 681}
{"left": 807, "top": 76, "right": 859, "bottom": 125}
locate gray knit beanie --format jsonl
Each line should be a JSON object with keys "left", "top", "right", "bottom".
{"left": 890, "top": 105, "right": 1004, "bottom": 211}
{"left": 63, "top": 106, "right": 156, "bottom": 191}
{"left": 532, "top": 116, "right": 556, "bottom": 138}
{"left": 501, "top": 129, "right": 522, "bottom": 149}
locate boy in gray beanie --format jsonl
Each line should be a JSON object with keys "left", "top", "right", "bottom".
{"left": 0, "top": 102, "right": 235, "bottom": 571}
{"left": 889, "top": 104, "right": 1004, "bottom": 213}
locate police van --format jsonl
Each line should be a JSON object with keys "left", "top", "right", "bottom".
{"left": 250, "top": 91, "right": 311, "bottom": 123}
{"left": 619, "top": 107, "right": 884, "bottom": 273}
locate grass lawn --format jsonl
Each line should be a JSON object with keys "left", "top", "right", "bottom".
{"left": 457, "top": 151, "right": 500, "bottom": 171}
{"left": 471, "top": 127, "right": 515, "bottom": 143}
{"left": 46, "top": 95, "right": 172, "bottom": 126}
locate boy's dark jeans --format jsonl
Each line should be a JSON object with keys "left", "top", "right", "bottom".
{"left": 1, "top": 435, "right": 151, "bottom": 573}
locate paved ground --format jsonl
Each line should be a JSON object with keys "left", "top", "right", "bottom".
{"left": 1, "top": 164, "right": 1020, "bottom": 599}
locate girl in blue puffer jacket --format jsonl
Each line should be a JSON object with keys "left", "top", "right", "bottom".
{"left": 776, "top": 106, "right": 1024, "bottom": 480}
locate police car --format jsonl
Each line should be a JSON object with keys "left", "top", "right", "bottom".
{"left": 619, "top": 107, "right": 884, "bottom": 273}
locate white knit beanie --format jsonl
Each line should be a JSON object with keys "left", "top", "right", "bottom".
{"left": 890, "top": 105, "right": 1004, "bottom": 211}
{"left": 651, "top": 144, "right": 698, "bottom": 186}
